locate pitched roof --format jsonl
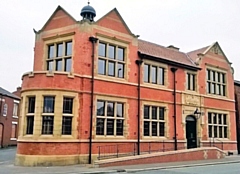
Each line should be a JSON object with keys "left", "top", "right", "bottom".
{"left": 0, "top": 87, "right": 20, "bottom": 100}
{"left": 234, "top": 80, "right": 240, "bottom": 86}
{"left": 96, "top": 8, "right": 134, "bottom": 36}
{"left": 187, "top": 46, "right": 209, "bottom": 62}
{"left": 138, "top": 39, "right": 198, "bottom": 68}
{"left": 39, "top": 5, "right": 77, "bottom": 32}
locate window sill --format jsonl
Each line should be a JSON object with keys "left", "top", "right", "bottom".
{"left": 95, "top": 135, "right": 126, "bottom": 140}
{"left": 13, "top": 116, "right": 18, "bottom": 118}
{"left": 45, "top": 71, "right": 73, "bottom": 77}
{"left": 142, "top": 136, "right": 167, "bottom": 141}
{"left": 60, "top": 135, "right": 74, "bottom": 138}
{"left": 96, "top": 74, "right": 127, "bottom": 82}
{"left": 207, "top": 138, "right": 229, "bottom": 141}
{"left": 185, "top": 89, "right": 198, "bottom": 93}
{"left": 40, "top": 135, "right": 54, "bottom": 138}
{"left": 142, "top": 83, "right": 167, "bottom": 90}
{"left": 10, "top": 138, "right": 17, "bottom": 141}
{"left": 206, "top": 93, "right": 227, "bottom": 98}
{"left": 23, "top": 134, "right": 33, "bottom": 137}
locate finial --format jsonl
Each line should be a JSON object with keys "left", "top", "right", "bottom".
{"left": 88, "top": 0, "right": 90, "bottom": 5}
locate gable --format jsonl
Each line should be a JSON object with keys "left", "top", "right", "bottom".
{"left": 204, "top": 42, "right": 231, "bottom": 65}
{"left": 96, "top": 8, "right": 133, "bottom": 35}
{"left": 40, "top": 6, "right": 77, "bottom": 32}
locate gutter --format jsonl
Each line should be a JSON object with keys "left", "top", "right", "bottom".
{"left": 171, "top": 67, "right": 178, "bottom": 150}
{"left": 138, "top": 52, "right": 201, "bottom": 71}
{"left": 88, "top": 36, "right": 98, "bottom": 164}
{"left": 135, "top": 59, "right": 143, "bottom": 155}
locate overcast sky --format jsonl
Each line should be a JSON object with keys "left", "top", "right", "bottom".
{"left": 1, "top": 0, "right": 240, "bottom": 92}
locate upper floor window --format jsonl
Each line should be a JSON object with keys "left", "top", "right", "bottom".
{"left": 143, "top": 105, "right": 165, "bottom": 137}
{"left": 96, "top": 100, "right": 124, "bottom": 136}
{"left": 62, "top": 97, "right": 73, "bottom": 135}
{"left": 144, "top": 64, "right": 165, "bottom": 85}
{"left": 98, "top": 42, "right": 125, "bottom": 78}
{"left": 43, "top": 96, "right": 55, "bottom": 113}
{"left": 3, "top": 104, "right": 7, "bottom": 116}
{"left": 13, "top": 102, "right": 18, "bottom": 117}
{"left": 207, "top": 69, "right": 226, "bottom": 96}
{"left": 26, "top": 96, "right": 35, "bottom": 135}
{"left": 187, "top": 73, "right": 196, "bottom": 91}
{"left": 46, "top": 41, "right": 72, "bottom": 72}
{"left": 208, "top": 112, "right": 227, "bottom": 138}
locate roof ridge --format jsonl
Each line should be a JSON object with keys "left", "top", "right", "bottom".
{"left": 0, "top": 87, "right": 20, "bottom": 99}
{"left": 187, "top": 45, "right": 209, "bottom": 54}
{"left": 138, "top": 39, "right": 186, "bottom": 54}
{"left": 185, "top": 53, "right": 196, "bottom": 65}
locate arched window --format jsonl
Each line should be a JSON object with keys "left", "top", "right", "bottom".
{"left": 3, "top": 104, "right": 8, "bottom": 116}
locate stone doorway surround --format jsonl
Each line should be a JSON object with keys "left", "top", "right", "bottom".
{"left": 181, "top": 93, "right": 204, "bottom": 148}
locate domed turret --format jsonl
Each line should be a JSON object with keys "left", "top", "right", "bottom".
{"left": 80, "top": 2, "right": 96, "bottom": 22}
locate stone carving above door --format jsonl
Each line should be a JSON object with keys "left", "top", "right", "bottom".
{"left": 182, "top": 93, "right": 203, "bottom": 107}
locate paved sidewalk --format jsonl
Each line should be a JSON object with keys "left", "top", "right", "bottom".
{"left": 1, "top": 147, "right": 240, "bottom": 174}
{"left": 80, "top": 155, "right": 240, "bottom": 174}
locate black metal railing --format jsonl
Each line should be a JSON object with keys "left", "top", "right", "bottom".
{"left": 202, "top": 138, "right": 224, "bottom": 150}
{"left": 211, "top": 137, "right": 224, "bottom": 150}
{"left": 97, "top": 141, "right": 186, "bottom": 160}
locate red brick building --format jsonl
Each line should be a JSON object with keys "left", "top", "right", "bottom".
{"left": 234, "top": 80, "right": 240, "bottom": 154}
{"left": 15, "top": 4, "right": 237, "bottom": 166}
{"left": 0, "top": 87, "right": 20, "bottom": 148}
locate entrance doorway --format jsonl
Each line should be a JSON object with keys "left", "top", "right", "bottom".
{"left": 186, "top": 115, "right": 197, "bottom": 149}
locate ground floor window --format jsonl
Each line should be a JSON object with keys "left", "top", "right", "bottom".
{"left": 144, "top": 105, "right": 165, "bottom": 137}
{"left": 62, "top": 116, "right": 72, "bottom": 135}
{"left": 96, "top": 100, "right": 124, "bottom": 136}
{"left": 42, "top": 116, "right": 54, "bottom": 134}
{"left": 10, "top": 122, "right": 17, "bottom": 140}
{"left": 208, "top": 112, "right": 228, "bottom": 138}
{"left": 26, "top": 116, "right": 34, "bottom": 134}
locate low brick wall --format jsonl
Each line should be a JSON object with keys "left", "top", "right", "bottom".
{"left": 94, "top": 147, "right": 225, "bottom": 168}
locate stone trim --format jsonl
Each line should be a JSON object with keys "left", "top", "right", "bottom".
{"left": 93, "top": 95, "right": 128, "bottom": 139}
{"left": 20, "top": 90, "right": 79, "bottom": 140}
{"left": 141, "top": 101, "right": 169, "bottom": 139}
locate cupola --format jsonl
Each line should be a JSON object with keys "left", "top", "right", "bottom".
{"left": 80, "top": 1, "right": 96, "bottom": 22}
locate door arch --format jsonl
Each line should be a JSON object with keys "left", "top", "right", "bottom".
{"left": 186, "top": 115, "right": 197, "bottom": 149}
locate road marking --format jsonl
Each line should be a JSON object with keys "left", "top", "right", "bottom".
{"left": 0, "top": 161, "right": 11, "bottom": 164}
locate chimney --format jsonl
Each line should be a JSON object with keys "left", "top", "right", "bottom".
{"left": 167, "top": 45, "right": 180, "bottom": 51}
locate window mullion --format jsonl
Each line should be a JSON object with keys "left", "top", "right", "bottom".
{"left": 114, "top": 102, "right": 117, "bottom": 136}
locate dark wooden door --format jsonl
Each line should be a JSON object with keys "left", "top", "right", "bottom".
{"left": 186, "top": 116, "right": 197, "bottom": 149}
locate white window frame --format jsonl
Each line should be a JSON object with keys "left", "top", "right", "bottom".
{"left": 10, "top": 121, "right": 18, "bottom": 140}
{"left": 186, "top": 72, "right": 196, "bottom": 91}
{"left": 3, "top": 103, "right": 7, "bottom": 116}
{"left": 46, "top": 40, "right": 73, "bottom": 72}
{"left": 206, "top": 69, "right": 226, "bottom": 96}
{"left": 143, "top": 105, "right": 166, "bottom": 137}
{"left": 13, "top": 100, "right": 19, "bottom": 118}
{"left": 98, "top": 41, "right": 126, "bottom": 79}
{"left": 208, "top": 112, "right": 228, "bottom": 139}
{"left": 96, "top": 100, "right": 125, "bottom": 137}
{"left": 144, "top": 63, "right": 165, "bottom": 85}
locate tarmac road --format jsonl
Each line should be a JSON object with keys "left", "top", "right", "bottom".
{"left": 135, "top": 162, "right": 240, "bottom": 174}
{"left": 1, "top": 147, "right": 240, "bottom": 174}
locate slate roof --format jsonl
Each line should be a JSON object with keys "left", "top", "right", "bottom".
{"left": 138, "top": 39, "right": 198, "bottom": 69}
{"left": 0, "top": 87, "right": 20, "bottom": 100}
{"left": 234, "top": 80, "right": 240, "bottom": 86}
{"left": 187, "top": 46, "right": 209, "bottom": 62}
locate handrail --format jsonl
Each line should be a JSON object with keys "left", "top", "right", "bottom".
{"left": 97, "top": 141, "right": 186, "bottom": 160}
{"left": 210, "top": 137, "right": 224, "bottom": 150}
